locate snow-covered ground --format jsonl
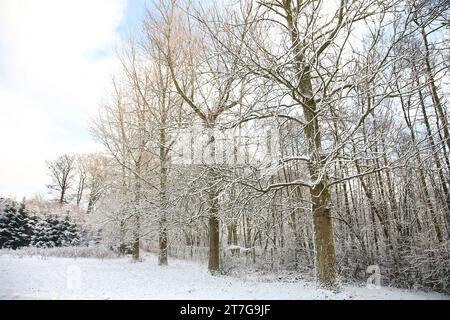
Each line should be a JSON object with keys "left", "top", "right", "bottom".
{"left": 0, "top": 252, "right": 448, "bottom": 300}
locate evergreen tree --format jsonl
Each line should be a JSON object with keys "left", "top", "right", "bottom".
{"left": 46, "top": 215, "right": 61, "bottom": 247}
{"left": 0, "top": 205, "right": 14, "bottom": 249}
{"left": 59, "top": 215, "right": 81, "bottom": 246}
{"left": 16, "top": 201, "right": 33, "bottom": 247}
{"left": 0, "top": 201, "right": 35, "bottom": 249}
{"left": 31, "top": 218, "right": 54, "bottom": 248}
{"left": 1, "top": 199, "right": 85, "bottom": 249}
{"left": 4, "top": 205, "right": 19, "bottom": 249}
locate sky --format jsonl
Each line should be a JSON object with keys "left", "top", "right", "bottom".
{"left": 0, "top": 0, "right": 147, "bottom": 200}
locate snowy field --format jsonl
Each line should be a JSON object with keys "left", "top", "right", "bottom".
{"left": 0, "top": 252, "right": 448, "bottom": 300}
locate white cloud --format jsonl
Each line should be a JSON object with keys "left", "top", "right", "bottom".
{"left": 0, "top": 0, "right": 127, "bottom": 199}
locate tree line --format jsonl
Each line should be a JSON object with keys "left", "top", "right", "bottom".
{"left": 0, "top": 198, "right": 85, "bottom": 249}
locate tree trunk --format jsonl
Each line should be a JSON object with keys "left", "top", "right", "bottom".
{"left": 132, "top": 161, "right": 142, "bottom": 262}
{"left": 398, "top": 84, "right": 442, "bottom": 242}
{"left": 283, "top": 2, "right": 339, "bottom": 288}
{"left": 86, "top": 195, "right": 95, "bottom": 214}
{"left": 159, "top": 126, "right": 169, "bottom": 266}
{"left": 159, "top": 218, "right": 168, "bottom": 265}
{"left": 207, "top": 129, "right": 220, "bottom": 273}
{"left": 132, "top": 214, "right": 140, "bottom": 261}
{"left": 302, "top": 90, "right": 338, "bottom": 289}
{"left": 59, "top": 189, "right": 65, "bottom": 205}
{"left": 311, "top": 182, "right": 338, "bottom": 289}
{"left": 415, "top": 74, "right": 449, "bottom": 236}
{"left": 119, "top": 220, "right": 126, "bottom": 256}
{"left": 227, "top": 223, "right": 239, "bottom": 256}
{"left": 208, "top": 216, "right": 220, "bottom": 271}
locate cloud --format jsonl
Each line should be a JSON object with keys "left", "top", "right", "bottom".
{"left": 0, "top": 0, "right": 127, "bottom": 199}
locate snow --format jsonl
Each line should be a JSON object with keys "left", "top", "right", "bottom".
{"left": 0, "top": 252, "right": 448, "bottom": 300}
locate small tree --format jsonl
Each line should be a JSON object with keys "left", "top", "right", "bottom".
{"left": 0, "top": 202, "right": 34, "bottom": 249}
{"left": 31, "top": 218, "right": 54, "bottom": 248}
{"left": 46, "top": 154, "right": 76, "bottom": 205}
{"left": 60, "top": 215, "right": 82, "bottom": 246}
{"left": 0, "top": 205, "right": 16, "bottom": 249}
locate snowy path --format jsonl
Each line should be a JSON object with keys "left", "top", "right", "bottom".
{"left": 0, "top": 253, "right": 448, "bottom": 300}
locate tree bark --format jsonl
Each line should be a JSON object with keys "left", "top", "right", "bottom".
{"left": 132, "top": 210, "right": 140, "bottom": 261}
{"left": 132, "top": 159, "right": 142, "bottom": 262}
{"left": 208, "top": 188, "right": 220, "bottom": 272}
{"left": 158, "top": 125, "right": 169, "bottom": 266}
{"left": 207, "top": 129, "right": 220, "bottom": 272}
{"left": 311, "top": 182, "right": 338, "bottom": 289}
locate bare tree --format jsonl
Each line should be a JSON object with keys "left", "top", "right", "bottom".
{"left": 46, "top": 154, "right": 76, "bottom": 205}
{"left": 83, "top": 153, "right": 110, "bottom": 214}
{"left": 92, "top": 78, "right": 154, "bottom": 261}
{"left": 74, "top": 155, "right": 87, "bottom": 208}
{"left": 144, "top": 0, "right": 249, "bottom": 273}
